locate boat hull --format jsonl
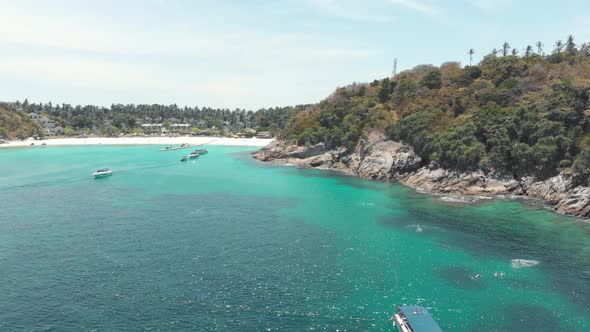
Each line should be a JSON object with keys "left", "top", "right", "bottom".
{"left": 93, "top": 172, "right": 113, "bottom": 178}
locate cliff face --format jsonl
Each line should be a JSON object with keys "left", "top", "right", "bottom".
{"left": 254, "top": 139, "right": 590, "bottom": 218}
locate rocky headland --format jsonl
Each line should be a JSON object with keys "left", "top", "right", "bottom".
{"left": 254, "top": 135, "right": 590, "bottom": 218}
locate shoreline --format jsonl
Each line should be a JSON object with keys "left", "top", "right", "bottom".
{"left": 0, "top": 136, "right": 274, "bottom": 148}
{"left": 254, "top": 140, "right": 590, "bottom": 219}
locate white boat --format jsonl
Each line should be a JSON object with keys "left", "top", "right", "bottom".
{"left": 189, "top": 152, "right": 199, "bottom": 159}
{"left": 92, "top": 168, "right": 113, "bottom": 178}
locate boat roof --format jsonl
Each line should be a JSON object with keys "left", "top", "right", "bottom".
{"left": 398, "top": 305, "right": 443, "bottom": 332}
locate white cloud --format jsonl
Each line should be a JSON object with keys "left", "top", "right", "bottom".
{"left": 0, "top": 0, "right": 385, "bottom": 109}
{"left": 0, "top": 55, "right": 171, "bottom": 90}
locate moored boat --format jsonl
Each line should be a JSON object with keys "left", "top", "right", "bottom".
{"left": 193, "top": 149, "right": 208, "bottom": 154}
{"left": 181, "top": 156, "right": 188, "bottom": 162}
{"left": 189, "top": 152, "right": 199, "bottom": 159}
{"left": 92, "top": 168, "right": 113, "bottom": 178}
{"left": 392, "top": 305, "right": 443, "bottom": 332}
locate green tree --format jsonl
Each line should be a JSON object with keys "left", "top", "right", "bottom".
{"left": 554, "top": 40, "right": 564, "bottom": 54}
{"left": 377, "top": 78, "right": 391, "bottom": 102}
{"left": 420, "top": 69, "right": 442, "bottom": 89}
{"left": 501, "top": 42, "right": 511, "bottom": 56}
{"left": 467, "top": 49, "right": 476, "bottom": 66}
{"left": 64, "top": 126, "right": 75, "bottom": 136}
{"left": 535, "top": 41, "right": 544, "bottom": 55}
{"left": 565, "top": 35, "right": 577, "bottom": 55}
{"left": 524, "top": 45, "right": 533, "bottom": 57}
{"left": 573, "top": 147, "right": 590, "bottom": 175}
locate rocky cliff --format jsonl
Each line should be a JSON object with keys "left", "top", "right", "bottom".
{"left": 254, "top": 138, "right": 590, "bottom": 218}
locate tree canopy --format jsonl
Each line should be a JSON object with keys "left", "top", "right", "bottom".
{"left": 282, "top": 36, "right": 590, "bottom": 180}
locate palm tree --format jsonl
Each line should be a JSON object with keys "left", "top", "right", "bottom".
{"left": 554, "top": 40, "right": 564, "bottom": 54}
{"left": 467, "top": 49, "right": 476, "bottom": 66}
{"left": 565, "top": 35, "right": 577, "bottom": 55}
{"left": 511, "top": 48, "right": 518, "bottom": 56}
{"left": 536, "top": 41, "right": 544, "bottom": 56}
{"left": 524, "top": 45, "right": 533, "bottom": 57}
{"left": 502, "top": 42, "right": 510, "bottom": 56}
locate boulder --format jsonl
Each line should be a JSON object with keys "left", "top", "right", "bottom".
{"left": 285, "top": 143, "right": 327, "bottom": 159}
{"left": 356, "top": 141, "right": 421, "bottom": 180}
{"left": 554, "top": 187, "right": 590, "bottom": 217}
{"left": 526, "top": 173, "right": 576, "bottom": 203}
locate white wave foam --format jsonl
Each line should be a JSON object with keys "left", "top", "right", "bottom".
{"left": 438, "top": 195, "right": 477, "bottom": 203}
{"left": 511, "top": 259, "right": 540, "bottom": 269}
{"left": 406, "top": 224, "right": 424, "bottom": 232}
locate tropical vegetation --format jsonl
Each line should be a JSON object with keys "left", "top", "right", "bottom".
{"left": 282, "top": 36, "right": 590, "bottom": 180}
{"left": 2, "top": 100, "right": 306, "bottom": 138}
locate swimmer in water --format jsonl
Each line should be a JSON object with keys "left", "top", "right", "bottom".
{"left": 474, "top": 274, "right": 481, "bottom": 279}
{"left": 500, "top": 272, "right": 505, "bottom": 278}
{"left": 494, "top": 272, "right": 498, "bottom": 278}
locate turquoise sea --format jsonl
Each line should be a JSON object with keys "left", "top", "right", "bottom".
{"left": 1, "top": 145, "right": 589, "bottom": 331}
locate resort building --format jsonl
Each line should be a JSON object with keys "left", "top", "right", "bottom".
{"left": 28, "top": 112, "right": 62, "bottom": 136}
{"left": 256, "top": 131, "right": 272, "bottom": 138}
{"left": 28, "top": 112, "right": 42, "bottom": 120}
{"left": 140, "top": 123, "right": 190, "bottom": 135}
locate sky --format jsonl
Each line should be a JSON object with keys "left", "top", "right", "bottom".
{"left": 0, "top": 0, "right": 588, "bottom": 110}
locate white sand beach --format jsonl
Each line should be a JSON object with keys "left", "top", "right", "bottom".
{"left": 0, "top": 136, "right": 274, "bottom": 148}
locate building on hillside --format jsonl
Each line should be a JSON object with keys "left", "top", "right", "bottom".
{"left": 140, "top": 123, "right": 190, "bottom": 135}
{"left": 141, "top": 123, "right": 164, "bottom": 134}
{"left": 51, "top": 126, "right": 65, "bottom": 136}
{"left": 28, "top": 112, "right": 42, "bottom": 120}
{"left": 256, "top": 131, "right": 272, "bottom": 138}
{"left": 28, "top": 113, "right": 61, "bottom": 135}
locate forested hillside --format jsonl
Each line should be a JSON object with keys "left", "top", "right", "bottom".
{"left": 282, "top": 36, "right": 590, "bottom": 180}
{"left": 0, "top": 104, "right": 44, "bottom": 140}
{"left": 6, "top": 101, "right": 307, "bottom": 137}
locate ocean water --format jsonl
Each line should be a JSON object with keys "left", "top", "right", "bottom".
{"left": 0, "top": 145, "right": 589, "bottom": 331}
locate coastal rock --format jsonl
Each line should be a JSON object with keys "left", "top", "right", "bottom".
{"left": 554, "top": 187, "right": 590, "bottom": 217}
{"left": 253, "top": 139, "right": 590, "bottom": 218}
{"left": 524, "top": 173, "right": 590, "bottom": 217}
{"left": 253, "top": 140, "right": 292, "bottom": 161}
{"left": 398, "top": 168, "right": 504, "bottom": 195}
{"left": 302, "top": 152, "right": 335, "bottom": 168}
{"left": 526, "top": 173, "right": 576, "bottom": 203}
{"left": 285, "top": 143, "right": 327, "bottom": 159}
{"left": 355, "top": 141, "right": 422, "bottom": 180}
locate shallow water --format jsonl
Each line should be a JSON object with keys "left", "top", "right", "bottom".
{"left": 0, "top": 145, "right": 589, "bottom": 331}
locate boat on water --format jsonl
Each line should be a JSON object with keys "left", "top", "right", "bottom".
{"left": 92, "top": 168, "right": 113, "bottom": 178}
{"left": 392, "top": 305, "right": 443, "bottom": 332}
{"left": 189, "top": 152, "right": 199, "bottom": 159}
{"left": 193, "top": 149, "right": 208, "bottom": 154}
{"left": 180, "top": 156, "right": 188, "bottom": 162}
{"left": 160, "top": 143, "right": 195, "bottom": 151}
